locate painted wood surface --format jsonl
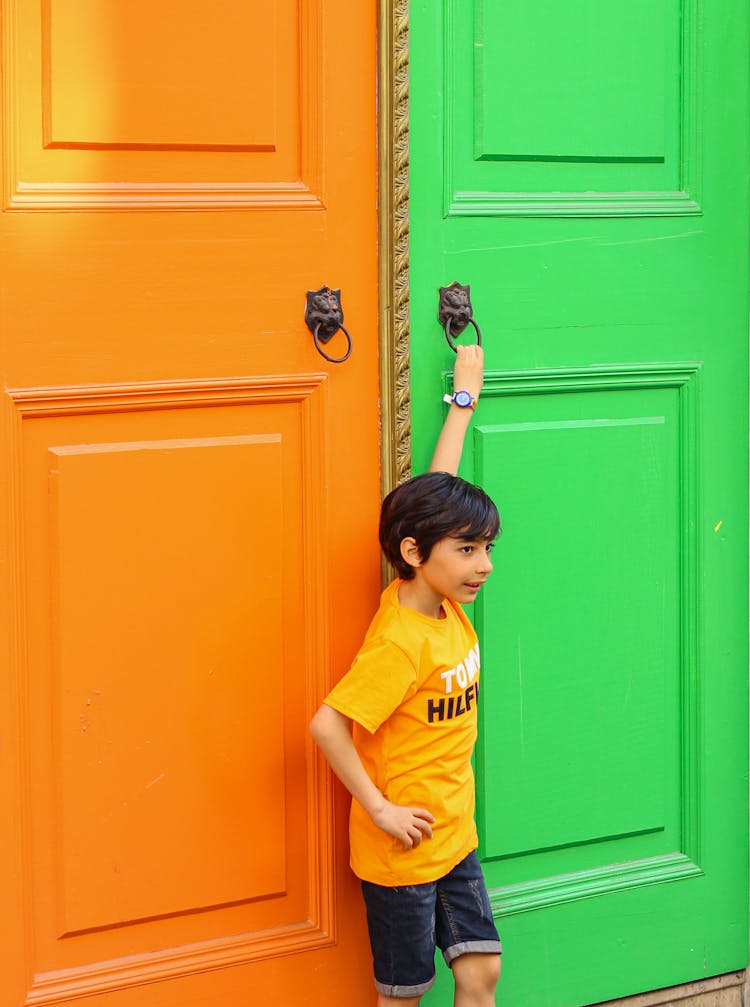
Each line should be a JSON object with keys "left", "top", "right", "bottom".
{"left": 409, "top": 0, "right": 749, "bottom": 1004}
{"left": 0, "top": 2, "right": 380, "bottom": 1004}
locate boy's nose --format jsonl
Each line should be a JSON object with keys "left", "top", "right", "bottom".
{"left": 479, "top": 553, "right": 493, "bottom": 574}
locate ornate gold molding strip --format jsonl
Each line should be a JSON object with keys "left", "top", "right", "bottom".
{"left": 379, "top": 0, "right": 411, "bottom": 499}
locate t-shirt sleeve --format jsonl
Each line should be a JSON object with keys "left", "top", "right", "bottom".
{"left": 324, "top": 638, "right": 417, "bottom": 734}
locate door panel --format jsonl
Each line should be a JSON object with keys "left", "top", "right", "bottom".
{"left": 0, "top": 2, "right": 379, "bottom": 1005}
{"left": 409, "top": 0, "right": 748, "bottom": 1004}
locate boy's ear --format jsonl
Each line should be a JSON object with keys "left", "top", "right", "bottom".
{"left": 399, "top": 536, "right": 423, "bottom": 570}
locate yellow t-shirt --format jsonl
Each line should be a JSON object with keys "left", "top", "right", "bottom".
{"left": 324, "top": 579, "right": 482, "bottom": 886}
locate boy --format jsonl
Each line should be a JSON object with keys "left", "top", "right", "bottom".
{"left": 310, "top": 345, "right": 501, "bottom": 1006}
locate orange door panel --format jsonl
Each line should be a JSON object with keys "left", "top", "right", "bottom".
{"left": 0, "top": 2, "right": 379, "bottom": 1005}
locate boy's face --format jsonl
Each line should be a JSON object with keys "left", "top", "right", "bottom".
{"left": 413, "top": 534, "right": 494, "bottom": 606}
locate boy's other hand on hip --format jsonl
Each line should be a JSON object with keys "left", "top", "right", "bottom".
{"left": 370, "top": 800, "right": 435, "bottom": 849}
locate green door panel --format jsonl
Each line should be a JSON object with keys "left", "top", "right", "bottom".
{"left": 475, "top": 0, "right": 670, "bottom": 161}
{"left": 409, "top": 0, "right": 748, "bottom": 1004}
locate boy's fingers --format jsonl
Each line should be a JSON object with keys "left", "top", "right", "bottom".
{"left": 414, "top": 808, "right": 435, "bottom": 823}
{"left": 412, "top": 812, "right": 433, "bottom": 839}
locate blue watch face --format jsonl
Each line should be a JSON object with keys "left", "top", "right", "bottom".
{"left": 454, "top": 390, "right": 473, "bottom": 407}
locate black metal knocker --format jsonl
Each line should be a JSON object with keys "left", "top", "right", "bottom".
{"left": 305, "top": 286, "right": 353, "bottom": 363}
{"left": 438, "top": 281, "right": 482, "bottom": 352}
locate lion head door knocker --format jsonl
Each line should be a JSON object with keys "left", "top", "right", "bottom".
{"left": 438, "top": 282, "right": 482, "bottom": 352}
{"left": 305, "top": 286, "right": 353, "bottom": 363}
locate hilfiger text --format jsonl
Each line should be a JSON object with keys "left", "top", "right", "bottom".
{"left": 427, "top": 642, "right": 481, "bottom": 722}
{"left": 427, "top": 682, "right": 479, "bottom": 723}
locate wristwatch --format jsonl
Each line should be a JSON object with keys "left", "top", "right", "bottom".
{"left": 443, "top": 390, "right": 477, "bottom": 410}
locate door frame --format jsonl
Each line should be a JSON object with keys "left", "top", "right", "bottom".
{"left": 376, "top": 3, "right": 750, "bottom": 1005}
{"left": 379, "top": 0, "right": 412, "bottom": 498}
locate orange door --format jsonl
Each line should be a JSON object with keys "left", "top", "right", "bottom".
{"left": 0, "top": 3, "right": 379, "bottom": 1005}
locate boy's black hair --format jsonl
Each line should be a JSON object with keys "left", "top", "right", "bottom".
{"left": 379, "top": 471, "right": 500, "bottom": 580}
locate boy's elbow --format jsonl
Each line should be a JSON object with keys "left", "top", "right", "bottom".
{"left": 309, "top": 707, "right": 322, "bottom": 743}
{"left": 309, "top": 704, "right": 332, "bottom": 745}
{"left": 309, "top": 703, "right": 348, "bottom": 746}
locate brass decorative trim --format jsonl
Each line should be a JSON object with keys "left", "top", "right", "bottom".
{"left": 379, "top": 0, "right": 411, "bottom": 500}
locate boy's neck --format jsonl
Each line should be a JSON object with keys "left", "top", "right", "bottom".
{"left": 397, "top": 578, "right": 447, "bottom": 620}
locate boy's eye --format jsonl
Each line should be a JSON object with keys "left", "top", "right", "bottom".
{"left": 456, "top": 539, "right": 494, "bottom": 554}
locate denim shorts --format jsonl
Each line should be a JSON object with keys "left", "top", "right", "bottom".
{"left": 360, "top": 851, "right": 502, "bottom": 998}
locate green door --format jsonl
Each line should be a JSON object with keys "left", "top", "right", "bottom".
{"left": 408, "top": 1, "right": 749, "bottom": 1005}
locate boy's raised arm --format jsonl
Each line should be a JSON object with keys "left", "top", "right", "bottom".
{"left": 428, "top": 344, "right": 484, "bottom": 476}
